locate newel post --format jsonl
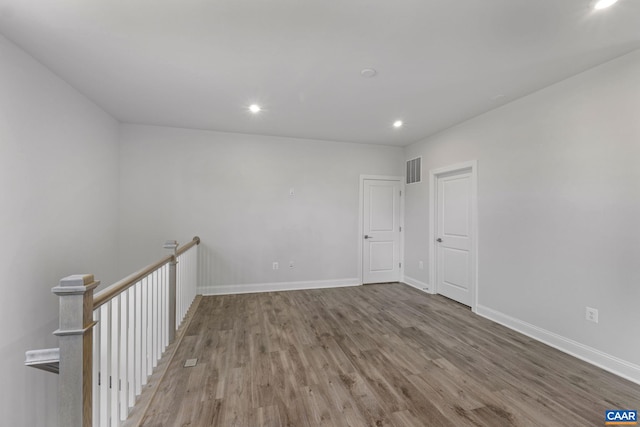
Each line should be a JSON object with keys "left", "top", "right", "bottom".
{"left": 164, "top": 240, "right": 178, "bottom": 343}
{"left": 52, "top": 274, "right": 99, "bottom": 427}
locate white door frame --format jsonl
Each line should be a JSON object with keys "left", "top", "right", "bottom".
{"left": 358, "top": 175, "right": 405, "bottom": 285}
{"left": 428, "top": 161, "right": 478, "bottom": 311}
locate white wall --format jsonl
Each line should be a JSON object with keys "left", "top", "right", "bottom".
{"left": 404, "top": 50, "right": 640, "bottom": 380}
{"left": 118, "top": 125, "right": 404, "bottom": 293}
{"left": 0, "top": 35, "right": 120, "bottom": 426}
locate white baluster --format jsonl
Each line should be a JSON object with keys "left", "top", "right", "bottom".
{"left": 159, "top": 266, "right": 164, "bottom": 352}
{"left": 140, "top": 278, "right": 147, "bottom": 379}
{"left": 135, "top": 281, "right": 143, "bottom": 394}
{"left": 180, "top": 253, "right": 185, "bottom": 321}
{"left": 146, "top": 276, "right": 153, "bottom": 376}
{"left": 119, "top": 291, "right": 128, "bottom": 421}
{"left": 100, "top": 303, "right": 110, "bottom": 426}
{"left": 110, "top": 296, "right": 120, "bottom": 426}
{"left": 127, "top": 287, "right": 135, "bottom": 408}
{"left": 191, "top": 249, "right": 196, "bottom": 309}
{"left": 162, "top": 265, "right": 168, "bottom": 349}
{"left": 93, "top": 309, "right": 101, "bottom": 427}
{"left": 155, "top": 269, "right": 161, "bottom": 363}
{"left": 151, "top": 270, "right": 157, "bottom": 368}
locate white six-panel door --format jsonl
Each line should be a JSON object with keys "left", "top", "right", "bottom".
{"left": 436, "top": 170, "right": 473, "bottom": 306}
{"left": 363, "top": 179, "right": 401, "bottom": 284}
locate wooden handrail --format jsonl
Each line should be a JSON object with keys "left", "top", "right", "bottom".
{"left": 93, "top": 255, "right": 173, "bottom": 309}
{"left": 176, "top": 236, "right": 200, "bottom": 257}
{"left": 93, "top": 236, "right": 200, "bottom": 310}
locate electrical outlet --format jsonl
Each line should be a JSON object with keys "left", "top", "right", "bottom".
{"left": 272, "top": 262, "right": 279, "bottom": 270}
{"left": 419, "top": 261, "right": 424, "bottom": 270}
{"left": 586, "top": 307, "right": 598, "bottom": 323}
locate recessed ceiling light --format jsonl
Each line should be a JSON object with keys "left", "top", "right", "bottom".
{"left": 249, "top": 104, "right": 261, "bottom": 113}
{"left": 594, "top": 0, "right": 618, "bottom": 10}
{"left": 393, "top": 120, "right": 403, "bottom": 128}
{"left": 361, "top": 68, "right": 377, "bottom": 78}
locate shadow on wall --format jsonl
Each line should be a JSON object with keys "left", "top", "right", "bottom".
{"left": 199, "top": 243, "right": 230, "bottom": 290}
{"left": 2, "top": 318, "right": 59, "bottom": 426}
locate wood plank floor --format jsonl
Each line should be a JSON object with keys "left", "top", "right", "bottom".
{"left": 139, "top": 284, "right": 640, "bottom": 426}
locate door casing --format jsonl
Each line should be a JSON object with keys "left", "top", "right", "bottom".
{"left": 358, "top": 175, "right": 404, "bottom": 285}
{"left": 428, "top": 161, "right": 478, "bottom": 312}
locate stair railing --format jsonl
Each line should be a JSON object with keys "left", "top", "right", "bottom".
{"left": 25, "top": 236, "right": 200, "bottom": 427}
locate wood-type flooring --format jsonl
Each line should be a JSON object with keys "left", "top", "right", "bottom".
{"left": 138, "top": 283, "right": 640, "bottom": 426}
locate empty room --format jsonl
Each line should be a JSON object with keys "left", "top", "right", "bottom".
{"left": 2, "top": 0, "right": 639, "bottom": 426}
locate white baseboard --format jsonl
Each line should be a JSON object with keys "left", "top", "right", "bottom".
{"left": 402, "top": 276, "right": 434, "bottom": 294}
{"left": 476, "top": 305, "right": 640, "bottom": 386}
{"left": 199, "top": 278, "right": 361, "bottom": 296}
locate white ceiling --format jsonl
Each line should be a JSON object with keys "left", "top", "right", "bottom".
{"left": 1, "top": 0, "right": 639, "bottom": 146}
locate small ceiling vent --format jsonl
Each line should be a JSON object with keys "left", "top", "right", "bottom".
{"left": 406, "top": 157, "right": 421, "bottom": 184}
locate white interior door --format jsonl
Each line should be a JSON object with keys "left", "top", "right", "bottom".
{"left": 363, "top": 179, "right": 401, "bottom": 284}
{"left": 436, "top": 170, "right": 473, "bottom": 306}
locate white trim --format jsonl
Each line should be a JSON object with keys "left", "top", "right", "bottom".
{"left": 399, "top": 178, "right": 405, "bottom": 281}
{"left": 198, "top": 278, "right": 360, "bottom": 296}
{"left": 359, "top": 174, "right": 404, "bottom": 181}
{"left": 428, "top": 160, "right": 478, "bottom": 312}
{"left": 477, "top": 305, "right": 640, "bottom": 386}
{"left": 402, "top": 276, "right": 434, "bottom": 294}
{"left": 358, "top": 175, "right": 404, "bottom": 285}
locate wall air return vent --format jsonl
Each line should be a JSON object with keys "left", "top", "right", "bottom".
{"left": 406, "top": 157, "right": 421, "bottom": 184}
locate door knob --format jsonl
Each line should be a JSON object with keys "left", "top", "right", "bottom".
{"left": 364, "top": 235, "right": 373, "bottom": 239}
{"left": 436, "top": 238, "right": 442, "bottom": 242}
